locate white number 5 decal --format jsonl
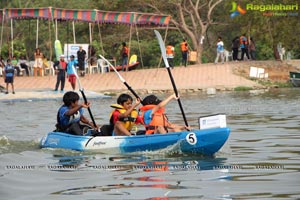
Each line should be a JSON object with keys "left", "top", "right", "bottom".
{"left": 186, "top": 132, "right": 197, "bottom": 145}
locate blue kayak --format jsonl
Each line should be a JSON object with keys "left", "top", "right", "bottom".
{"left": 40, "top": 127, "right": 230, "bottom": 155}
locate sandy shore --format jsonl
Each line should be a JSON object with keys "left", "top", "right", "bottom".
{"left": 0, "top": 62, "right": 274, "bottom": 101}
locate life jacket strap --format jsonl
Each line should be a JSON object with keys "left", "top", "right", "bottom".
{"left": 146, "top": 125, "right": 168, "bottom": 132}
{"left": 120, "top": 116, "right": 136, "bottom": 122}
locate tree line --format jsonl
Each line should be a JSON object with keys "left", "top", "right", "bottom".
{"left": 0, "top": 0, "right": 299, "bottom": 67}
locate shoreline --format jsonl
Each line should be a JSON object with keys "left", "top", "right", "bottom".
{"left": 1, "top": 60, "right": 299, "bottom": 101}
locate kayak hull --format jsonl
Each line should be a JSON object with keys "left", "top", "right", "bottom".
{"left": 40, "top": 127, "right": 230, "bottom": 155}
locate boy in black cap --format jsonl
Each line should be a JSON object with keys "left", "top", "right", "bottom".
{"left": 140, "top": 93, "right": 189, "bottom": 134}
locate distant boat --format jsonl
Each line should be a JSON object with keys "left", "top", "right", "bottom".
{"left": 110, "top": 62, "right": 139, "bottom": 71}
{"left": 111, "top": 54, "right": 139, "bottom": 71}
{"left": 289, "top": 71, "right": 300, "bottom": 87}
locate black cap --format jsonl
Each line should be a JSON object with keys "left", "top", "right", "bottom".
{"left": 142, "top": 95, "right": 161, "bottom": 105}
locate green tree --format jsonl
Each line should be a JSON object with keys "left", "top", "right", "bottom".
{"left": 1, "top": 0, "right": 299, "bottom": 65}
{"left": 220, "top": 0, "right": 300, "bottom": 60}
{"left": 142, "top": 0, "right": 224, "bottom": 64}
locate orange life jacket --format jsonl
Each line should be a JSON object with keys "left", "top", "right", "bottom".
{"left": 54, "top": 61, "right": 67, "bottom": 71}
{"left": 166, "top": 45, "right": 174, "bottom": 55}
{"left": 239, "top": 36, "right": 248, "bottom": 45}
{"left": 139, "top": 105, "right": 171, "bottom": 134}
{"left": 180, "top": 41, "right": 188, "bottom": 52}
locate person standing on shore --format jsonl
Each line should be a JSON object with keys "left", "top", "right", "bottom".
{"left": 180, "top": 39, "right": 189, "bottom": 67}
{"left": 166, "top": 43, "right": 175, "bottom": 69}
{"left": 240, "top": 34, "right": 250, "bottom": 60}
{"left": 3, "top": 59, "right": 15, "bottom": 94}
{"left": 67, "top": 55, "right": 78, "bottom": 90}
{"left": 121, "top": 42, "right": 129, "bottom": 71}
{"left": 54, "top": 55, "right": 67, "bottom": 92}
{"left": 232, "top": 36, "right": 240, "bottom": 61}
{"left": 214, "top": 37, "right": 225, "bottom": 64}
{"left": 77, "top": 46, "right": 86, "bottom": 77}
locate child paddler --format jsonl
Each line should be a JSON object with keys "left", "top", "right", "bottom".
{"left": 56, "top": 91, "right": 99, "bottom": 135}
{"left": 140, "top": 94, "right": 190, "bottom": 134}
{"left": 109, "top": 93, "right": 142, "bottom": 136}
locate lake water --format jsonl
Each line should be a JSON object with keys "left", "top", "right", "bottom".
{"left": 0, "top": 89, "right": 299, "bottom": 200}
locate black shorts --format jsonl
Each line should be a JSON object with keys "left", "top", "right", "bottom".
{"left": 5, "top": 77, "right": 14, "bottom": 83}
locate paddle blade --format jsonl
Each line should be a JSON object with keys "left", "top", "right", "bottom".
{"left": 71, "top": 65, "right": 82, "bottom": 91}
{"left": 99, "top": 54, "right": 125, "bottom": 83}
{"left": 99, "top": 54, "right": 140, "bottom": 100}
{"left": 70, "top": 66, "right": 97, "bottom": 129}
{"left": 154, "top": 30, "right": 170, "bottom": 68}
{"left": 154, "top": 30, "right": 189, "bottom": 127}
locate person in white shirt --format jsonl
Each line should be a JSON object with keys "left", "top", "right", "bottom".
{"left": 214, "top": 37, "right": 225, "bottom": 64}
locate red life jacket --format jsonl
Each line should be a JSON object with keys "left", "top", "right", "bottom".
{"left": 58, "top": 61, "right": 67, "bottom": 70}
{"left": 139, "top": 105, "right": 171, "bottom": 134}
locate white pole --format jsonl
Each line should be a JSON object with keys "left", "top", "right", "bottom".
{"left": 72, "top": 21, "right": 76, "bottom": 43}
{"left": 0, "top": 10, "right": 4, "bottom": 55}
{"left": 36, "top": 19, "right": 39, "bottom": 48}
{"left": 55, "top": 19, "right": 58, "bottom": 40}
{"left": 89, "top": 23, "right": 92, "bottom": 44}
{"left": 11, "top": 19, "right": 13, "bottom": 57}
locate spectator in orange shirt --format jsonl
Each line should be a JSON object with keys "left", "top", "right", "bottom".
{"left": 180, "top": 39, "right": 189, "bottom": 67}
{"left": 166, "top": 43, "right": 175, "bottom": 69}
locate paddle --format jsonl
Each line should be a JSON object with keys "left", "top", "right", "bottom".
{"left": 72, "top": 65, "right": 97, "bottom": 128}
{"left": 154, "top": 30, "right": 189, "bottom": 127}
{"left": 98, "top": 54, "right": 141, "bottom": 101}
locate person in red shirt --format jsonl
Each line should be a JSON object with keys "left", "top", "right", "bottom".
{"left": 54, "top": 55, "right": 67, "bottom": 92}
{"left": 121, "top": 42, "right": 129, "bottom": 71}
